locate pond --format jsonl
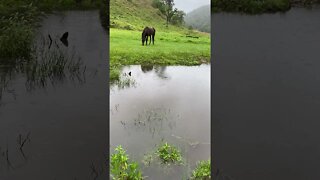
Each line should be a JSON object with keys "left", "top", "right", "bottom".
{"left": 213, "top": 6, "right": 320, "bottom": 180}
{"left": 110, "top": 64, "right": 210, "bottom": 179}
{"left": 0, "top": 11, "right": 108, "bottom": 179}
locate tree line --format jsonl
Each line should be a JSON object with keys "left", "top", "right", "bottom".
{"left": 152, "top": 0, "right": 186, "bottom": 26}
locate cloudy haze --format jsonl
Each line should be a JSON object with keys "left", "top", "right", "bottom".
{"left": 173, "top": 0, "right": 210, "bottom": 13}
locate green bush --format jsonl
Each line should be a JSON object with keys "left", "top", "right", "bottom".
{"left": 191, "top": 160, "right": 211, "bottom": 180}
{"left": 110, "top": 146, "right": 143, "bottom": 180}
{"left": 156, "top": 142, "right": 183, "bottom": 164}
{"left": 0, "top": 3, "right": 39, "bottom": 59}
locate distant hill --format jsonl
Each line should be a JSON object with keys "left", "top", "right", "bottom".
{"left": 185, "top": 5, "right": 210, "bottom": 33}
{"left": 110, "top": 0, "right": 187, "bottom": 32}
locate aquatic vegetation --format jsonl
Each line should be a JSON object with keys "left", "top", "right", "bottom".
{"left": 156, "top": 142, "right": 183, "bottom": 164}
{"left": 190, "top": 160, "right": 211, "bottom": 180}
{"left": 110, "top": 145, "right": 144, "bottom": 180}
{"left": 0, "top": 3, "right": 40, "bottom": 59}
{"left": 0, "top": 35, "right": 86, "bottom": 101}
{"left": 110, "top": 73, "right": 137, "bottom": 90}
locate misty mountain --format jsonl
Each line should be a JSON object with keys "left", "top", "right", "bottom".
{"left": 184, "top": 5, "right": 210, "bottom": 33}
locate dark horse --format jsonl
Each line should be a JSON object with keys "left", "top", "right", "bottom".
{"left": 142, "top": 27, "right": 155, "bottom": 46}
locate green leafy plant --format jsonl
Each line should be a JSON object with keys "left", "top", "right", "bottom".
{"left": 191, "top": 160, "right": 211, "bottom": 180}
{"left": 156, "top": 142, "right": 182, "bottom": 164}
{"left": 110, "top": 145, "right": 143, "bottom": 180}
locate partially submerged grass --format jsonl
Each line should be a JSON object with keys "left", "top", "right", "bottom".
{"left": 110, "top": 28, "right": 210, "bottom": 81}
{"left": 0, "top": 35, "right": 86, "bottom": 100}
{"left": 191, "top": 160, "right": 211, "bottom": 180}
{"left": 0, "top": 3, "right": 40, "bottom": 59}
{"left": 156, "top": 142, "right": 183, "bottom": 164}
{"left": 0, "top": 0, "right": 106, "bottom": 60}
{"left": 110, "top": 146, "right": 144, "bottom": 180}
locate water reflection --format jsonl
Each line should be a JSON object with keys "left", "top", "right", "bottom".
{"left": 141, "top": 64, "right": 153, "bottom": 73}
{"left": 0, "top": 34, "right": 86, "bottom": 103}
{"left": 0, "top": 11, "right": 108, "bottom": 179}
{"left": 110, "top": 64, "right": 210, "bottom": 179}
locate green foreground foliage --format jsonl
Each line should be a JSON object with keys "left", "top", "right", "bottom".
{"left": 191, "top": 160, "right": 211, "bottom": 180}
{"left": 111, "top": 144, "right": 211, "bottom": 179}
{"left": 156, "top": 142, "right": 183, "bottom": 164}
{"left": 110, "top": 146, "right": 143, "bottom": 180}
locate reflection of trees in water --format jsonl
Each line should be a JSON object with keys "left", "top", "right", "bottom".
{"left": 0, "top": 35, "right": 86, "bottom": 103}
{"left": 141, "top": 65, "right": 154, "bottom": 73}
{"left": 140, "top": 65, "right": 169, "bottom": 79}
{"left": 154, "top": 66, "right": 168, "bottom": 79}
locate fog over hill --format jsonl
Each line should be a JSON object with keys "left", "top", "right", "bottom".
{"left": 185, "top": 5, "right": 210, "bottom": 33}
{"left": 174, "top": 0, "right": 210, "bottom": 13}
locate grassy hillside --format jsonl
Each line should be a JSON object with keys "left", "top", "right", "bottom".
{"left": 110, "top": 0, "right": 211, "bottom": 81}
{"left": 110, "top": 0, "right": 184, "bottom": 31}
{"left": 185, "top": 5, "right": 210, "bottom": 33}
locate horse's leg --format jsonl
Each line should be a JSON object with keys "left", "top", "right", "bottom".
{"left": 149, "top": 35, "right": 151, "bottom": 45}
{"left": 146, "top": 36, "right": 148, "bottom": 46}
{"left": 152, "top": 35, "right": 154, "bottom": 45}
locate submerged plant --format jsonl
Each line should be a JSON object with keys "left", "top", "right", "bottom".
{"left": 156, "top": 142, "right": 182, "bottom": 164}
{"left": 110, "top": 145, "right": 143, "bottom": 180}
{"left": 191, "top": 160, "right": 211, "bottom": 180}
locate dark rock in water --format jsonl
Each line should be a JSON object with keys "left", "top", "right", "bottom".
{"left": 60, "top": 32, "right": 69, "bottom": 47}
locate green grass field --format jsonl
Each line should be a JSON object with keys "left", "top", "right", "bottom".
{"left": 110, "top": 0, "right": 211, "bottom": 81}
{"left": 110, "top": 28, "right": 210, "bottom": 81}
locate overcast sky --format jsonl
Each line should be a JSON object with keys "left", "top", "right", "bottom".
{"left": 173, "top": 0, "right": 210, "bottom": 13}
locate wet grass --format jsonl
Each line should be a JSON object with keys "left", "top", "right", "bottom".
{"left": 110, "top": 146, "right": 144, "bottom": 180}
{"left": 191, "top": 160, "right": 211, "bottom": 180}
{"left": 111, "top": 143, "right": 210, "bottom": 179}
{"left": 156, "top": 142, "right": 183, "bottom": 164}
{"left": 0, "top": 0, "right": 106, "bottom": 60}
{"left": 0, "top": 3, "right": 40, "bottom": 59}
{"left": 110, "top": 29, "right": 210, "bottom": 81}
{"left": 0, "top": 35, "right": 86, "bottom": 101}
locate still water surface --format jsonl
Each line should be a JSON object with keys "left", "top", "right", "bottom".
{"left": 0, "top": 11, "right": 108, "bottom": 180}
{"left": 213, "top": 6, "right": 320, "bottom": 180}
{"left": 110, "top": 65, "right": 210, "bottom": 179}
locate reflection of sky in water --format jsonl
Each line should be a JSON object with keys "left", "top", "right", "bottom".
{"left": 0, "top": 11, "right": 108, "bottom": 180}
{"left": 110, "top": 64, "right": 210, "bottom": 179}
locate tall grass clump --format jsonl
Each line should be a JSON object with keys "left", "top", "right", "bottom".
{"left": 110, "top": 146, "right": 144, "bottom": 180}
{"left": 0, "top": 3, "right": 40, "bottom": 59}
{"left": 190, "top": 160, "right": 211, "bottom": 180}
{"left": 156, "top": 142, "right": 183, "bottom": 164}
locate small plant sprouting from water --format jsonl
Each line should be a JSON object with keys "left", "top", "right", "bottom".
{"left": 156, "top": 142, "right": 182, "bottom": 164}
{"left": 110, "top": 145, "right": 144, "bottom": 180}
{"left": 190, "top": 160, "right": 211, "bottom": 180}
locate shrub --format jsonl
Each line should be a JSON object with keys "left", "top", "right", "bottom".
{"left": 110, "top": 146, "right": 143, "bottom": 180}
{"left": 191, "top": 160, "right": 211, "bottom": 180}
{"left": 156, "top": 142, "right": 182, "bottom": 164}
